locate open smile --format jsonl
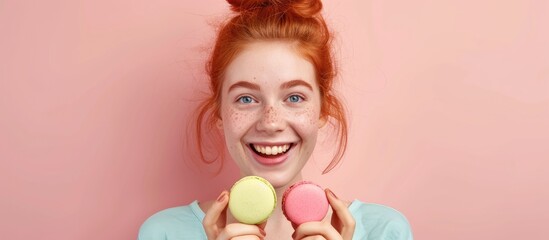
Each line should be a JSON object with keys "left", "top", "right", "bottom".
{"left": 251, "top": 143, "right": 292, "bottom": 155}
{"left": 248, "top": 143, "right": 295, "bottom": 165}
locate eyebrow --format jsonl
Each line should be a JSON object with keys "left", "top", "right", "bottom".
{"left": 280, "top": 79, "right": 313, "bottom": 91}
{"left": 228, "top": 79, "right": 313, "bottom": 93}
{"left": 227, "top": 81, "right": 260, "bottom": 93}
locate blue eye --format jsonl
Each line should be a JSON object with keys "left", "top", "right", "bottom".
{"left": 288, "top": 95, "right": 303, "bottom": 103}
{"left": 238, "top": 96, "right": 254, "bottom": 104}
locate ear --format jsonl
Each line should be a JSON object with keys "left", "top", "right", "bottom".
{"left": 216, "top": 118, "right": 224, "bottom": 129}
{"left": 318, "top": 115, "right": 328, "bottom": 128}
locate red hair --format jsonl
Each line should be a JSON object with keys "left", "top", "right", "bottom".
{"left": 194, "top": 0, "right": 347, "bottom": 174}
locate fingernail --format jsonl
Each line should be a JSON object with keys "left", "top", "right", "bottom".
{"left": 217, "top": 192, "right": 226, "bottom": 202}
{"left": 328, "top": 189, "right": 339, "bottom": 199}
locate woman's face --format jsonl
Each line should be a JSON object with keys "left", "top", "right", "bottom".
{"left": 219, "top": 41, "right": 322, "bottom": 188}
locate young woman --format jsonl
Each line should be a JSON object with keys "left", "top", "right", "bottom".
{"left": 139, "top": 0, "right": 413, "bottom": 239}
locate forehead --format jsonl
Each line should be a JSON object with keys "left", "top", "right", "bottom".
{"left": 222, "top": 41, "right": 317, "bottom": 89}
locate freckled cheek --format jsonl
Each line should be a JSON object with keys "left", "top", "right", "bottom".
{"left": 291, "top": 107, "right": 321, "bottom": 132}
{"left": 222, "top": 107, "right": 256, "bottom": 132}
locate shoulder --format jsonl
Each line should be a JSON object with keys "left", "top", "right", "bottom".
{"left": 138, "top": 201, "right": 207, "bottom": 240}
{"left": 349, "top": 200, "right": 413, "bottom": 240}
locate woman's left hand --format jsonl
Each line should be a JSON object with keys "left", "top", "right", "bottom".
{"left": 291, "top": 189, "right": 356, "bottom": 240}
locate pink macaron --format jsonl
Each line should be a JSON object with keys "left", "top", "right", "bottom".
{"left": 282, "top": 181, "right": 329, "bottom": 225}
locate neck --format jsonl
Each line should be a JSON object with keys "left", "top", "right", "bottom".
{"left": 264, "top": 172, "right": 304, "bottom": 238}
{"left": 274, "top": 172, "right": 303, "bottom": 205}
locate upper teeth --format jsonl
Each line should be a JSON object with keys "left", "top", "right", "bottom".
{"left": 253, "top": 144, "right": 290, "bottom": 155}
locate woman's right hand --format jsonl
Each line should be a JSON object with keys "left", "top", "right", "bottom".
{"left": 203, "top": 191, "right": 267, "bottom": 240}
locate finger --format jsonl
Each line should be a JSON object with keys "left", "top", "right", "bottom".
{"left": 231, "top": 236, "right": 262, "bottom": 240}
{"left": 217, "top": 223, "right": 266, "bottom": 240}
{"left": 293, "top": 221, "right": 341, "bottom": 240}
{"left": 325, "top": 189, "right": 355, "bottom": 239}
{"left": 300, "top": 236, "right": 327, "bottom": 240}
{"left": 203, "top": 191, "right": 229, "bottom": 239}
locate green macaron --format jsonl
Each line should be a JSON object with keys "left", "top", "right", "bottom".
{"left": 228, "top": 176, "right": 277, "bottom": 224}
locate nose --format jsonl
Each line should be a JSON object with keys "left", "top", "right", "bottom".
{"left": 256, "top": 105, "right": 286, "bottom": 134}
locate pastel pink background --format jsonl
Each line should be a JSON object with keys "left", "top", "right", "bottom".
{"left": 1, "top": 0, "right": 548, "bottom": 239}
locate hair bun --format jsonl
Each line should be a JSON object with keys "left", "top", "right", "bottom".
{"left": 226, "top": 0, "right": 322, "bottom": 18}
{"left": 288, "top": 0, "right": 322, "bottom": 18}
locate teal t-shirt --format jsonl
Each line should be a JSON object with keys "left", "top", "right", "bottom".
{"left": 138, "top": 200, "right": 413, "bottom": 240}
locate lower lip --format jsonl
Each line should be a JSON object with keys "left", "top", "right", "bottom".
{"left": 250, "top": 146, "right": 290, "bottom": 166}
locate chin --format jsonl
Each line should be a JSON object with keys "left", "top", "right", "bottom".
{"left": 253, "top": 170, "right": 301, "bottom": 189}
{"left": 237, "top": 147, "right": 306, "bottom": 189}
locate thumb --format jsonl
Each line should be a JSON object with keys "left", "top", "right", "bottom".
{"left": 326, "top": 188, "right": 355, "bottom": 239}
{"left": 203, "top": 191, "right": 229, "bottom": 240}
